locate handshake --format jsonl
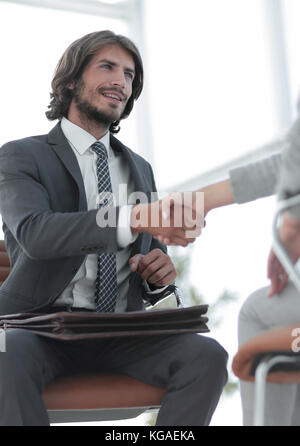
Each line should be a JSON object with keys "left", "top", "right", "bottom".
{"left": 130, "top": 191, "right": 205, "bottom": 247}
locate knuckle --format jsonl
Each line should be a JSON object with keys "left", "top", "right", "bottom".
{"left": 147, "top": 265, "right": 156, "bottom": 275}
{"left": 153, "top": 248, "right": 161, "bottom": 255}
{"left": 140, "top": 259, "right": 148, "bottom": 270}
{"left": 153, "top": 272, "right": 163, "bottom": 282}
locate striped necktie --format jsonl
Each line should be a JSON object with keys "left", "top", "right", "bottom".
{"left": 91, "top": 141, "right": 117, "bottom": 312}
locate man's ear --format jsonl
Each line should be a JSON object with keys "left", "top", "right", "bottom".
{"left": 67, "top": 81, "right": 75, "bottom": 90}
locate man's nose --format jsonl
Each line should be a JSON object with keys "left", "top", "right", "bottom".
{"left": 110, "top": 71, "right": 126, "bottom": 89}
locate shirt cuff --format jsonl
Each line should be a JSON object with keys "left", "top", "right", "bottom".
{"left": 117, "top": 205, "right": 138, "bottom": 248}
{"left": 143, "top": 280, "right": 170, "bottom": 294}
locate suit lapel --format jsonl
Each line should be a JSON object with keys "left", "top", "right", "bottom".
{"left": 110, "top": 135, "right": 148, "bottom": 194}
{"left": 47, "top": 126, "right": 150, "bottom": 232}
{"left": 47, "top": 126, "right": 150, "bottom": 311}
{"left": 110, "top": 135, "right": 152, "bottom": 258}
{"left": 47, "top": 123, "right": 87, "bottom": 211}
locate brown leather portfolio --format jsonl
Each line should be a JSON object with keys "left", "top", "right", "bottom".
{"left": 0, "top": 305, "right": 209, "bottom": 340}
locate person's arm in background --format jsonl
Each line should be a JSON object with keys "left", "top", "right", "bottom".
{"left": 150, "top": 153, "right": 282, "bottom": 236}
{"left": 137, "top": 115, "right": 300, "bottom": 298}
{"left": 276, "top": 115, "right": 300, "bottom": 266}
{"left": 203, "top": 154, "right": 294, "bottom": 298}
{"left": 130, "top": 149, "right": 282, "bottom": 244}
{"left": 201, "top": 153, "right": 292, "bottom": 298}
{"left": 279, "top": 213, "right": 300, "bottom": 263}
{"left": 152, "top": 152, "right": 284, "bottom": 294}
{"left": 263, "top": 114, "right": 300, "bottom": 296}
{"left": 131, "top": 146, "right": 290, "bottom": 298}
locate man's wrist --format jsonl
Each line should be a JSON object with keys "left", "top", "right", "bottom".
{"left": 143, "top": 279, "right": 169, "bottom": 293}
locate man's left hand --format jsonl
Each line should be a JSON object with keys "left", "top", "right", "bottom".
{"left": 129, "top": 249, "right": 177, "bottom": 287}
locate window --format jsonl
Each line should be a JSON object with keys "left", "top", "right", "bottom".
{"left": 0, "top": 0, "right": 138, "bottom": 148}
{"left": 282, "top": 0, "right": 300, "bottom": 119}
{"left": 144, "top": 0, "right": 294, "bottom": 190}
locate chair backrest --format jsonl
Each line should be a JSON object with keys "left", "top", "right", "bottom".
{"left": 0, "top": 241, "right": 10, "bottom": 284}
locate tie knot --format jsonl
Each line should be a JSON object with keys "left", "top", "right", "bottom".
{"left": 91, "top": 141, "right": 107, "bottom": 158}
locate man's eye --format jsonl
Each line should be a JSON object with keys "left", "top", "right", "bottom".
{"left": 125, "top": 72, "right": 134, "bottom": 80}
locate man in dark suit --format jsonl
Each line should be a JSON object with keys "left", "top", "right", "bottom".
{"left": 0, "top": 30, "right": 227, "bottom": 426}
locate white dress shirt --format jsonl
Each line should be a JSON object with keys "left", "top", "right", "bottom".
{"left": 54, "top": 118, "right": 165, "bottom": 311}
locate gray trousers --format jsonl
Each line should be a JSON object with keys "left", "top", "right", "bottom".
{"left": 0, "top": 329, "right": 227, "bottom": 426}
{"left": 238, "top": 280, "right": 300, "bottom": 426}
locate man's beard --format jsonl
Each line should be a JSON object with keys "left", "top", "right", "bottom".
{"left": 72, "top": 79, "right": 124, "bottom": 126}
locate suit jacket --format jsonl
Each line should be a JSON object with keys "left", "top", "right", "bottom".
{"left": 0, "top": 123, "right": 166, "bottom": 315}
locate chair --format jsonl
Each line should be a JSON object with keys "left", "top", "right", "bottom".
{"left": 0, "top": 240, "right": 166, "bottom": 424}
{"left": 232, "top": 196, "right": 300, "bottom": 426}
{"left": 232, "top": 323, "right": 300, "bottom": 425}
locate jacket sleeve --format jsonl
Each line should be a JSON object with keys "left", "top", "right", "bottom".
{"left": 0, "top": 141, "right": 119, "bottom": 260}
{"left": 141, "top": 160, "right": 175, "bottom": 302}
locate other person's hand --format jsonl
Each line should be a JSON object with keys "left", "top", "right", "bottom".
{"left": 130, "top": 192, "right": 204, "bottom": 247}
{"left": 280, "top": 211, "right": 300, "bottom": 263}
{"left": 267, "top": 248, "right": 289, "bottom": 297}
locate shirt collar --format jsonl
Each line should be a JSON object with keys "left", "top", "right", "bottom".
{"left": 61, "top": 117, "right": 110, "bottom": 157}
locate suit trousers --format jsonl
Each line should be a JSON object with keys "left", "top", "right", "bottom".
{"left": 238, "top": 280, "right": 300, "bottom": 426}
{"left": 0, "top": 328, "right": 228, "bottom": 426}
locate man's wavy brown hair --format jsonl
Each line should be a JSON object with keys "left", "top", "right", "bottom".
{"left": 46, "top": 30, "right": 144, "bottom": 133}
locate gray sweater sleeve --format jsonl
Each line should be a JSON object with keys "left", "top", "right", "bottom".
{"left": 229, "top": 115, "right": 300, "bottom": 219}
{"left": 229, "top": 152, "right": 282, "bottom": 204}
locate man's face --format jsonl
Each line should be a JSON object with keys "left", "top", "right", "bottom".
{"left": 70, "top": 44, "right": 135, "bottom": 126}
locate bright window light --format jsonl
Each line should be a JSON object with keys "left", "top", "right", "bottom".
{"left": 98, "top": 0, "right": 128, "bottom": 3}
{"left": 144, "top": 0, "right": 291, "bottom": 189}
{"left": 282, "top": 0, "right": 300, "bottom": 118}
